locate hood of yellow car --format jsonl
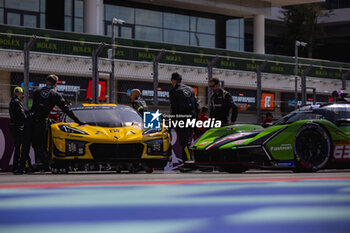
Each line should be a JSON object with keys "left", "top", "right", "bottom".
{"left": 55, "top": 122, "right": 145, "bottom": 143}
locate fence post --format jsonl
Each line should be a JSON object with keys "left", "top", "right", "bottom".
{"left": 92, "top": 43, "right": 105, "bottom": 104}
{"left": 207, "top": 56, "right": 219, "bottom": 115}
{"left": 23, "top": 36, "right": 36, "bottom": 109}
{"left": 256, "top": 60, "right": 268, "bottom": 125}
{"left": 153, "top": 50, "right": 165, "bottom": 111}
{"left": 301, "top": 65, "right": 312, "bottom": 106}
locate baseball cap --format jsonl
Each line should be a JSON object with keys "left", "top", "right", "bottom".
{"left": 13, "top": 87, "right": 23, "bottom": 94}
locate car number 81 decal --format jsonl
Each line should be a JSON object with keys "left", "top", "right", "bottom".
{"left": 333, "top": 144, "right": 350, "bottom": 160}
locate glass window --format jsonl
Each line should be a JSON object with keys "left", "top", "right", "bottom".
{"left": 164, "top": 12, "right": 189, "bottom": 30}
{"left": 40, "top": 0, "right": 45, "bottom": 12}
{"left": 106, "top": 24, "right": 112, "bottom": 36}
{"left": 239, "top": 38, "right": 244, "bottom": 51}
{"left": 74, "top": 0, "right": 83, "bottom": 18}
{"left": 240, "top": 18, "right": 244, "bottom": 37}
{"left": 190, "top": 33, "right": 215, "bottom": 48}
{"left": 65, "top": 16, "right": 72, "bottom": 31}
{"left": 7, "top": 12, "right": 21, "bottom": 26}
{"left": 0, "top": 9, "right": 3, "bottom": 24}
{"left": 135, "top": 25, "right": 162, "bottom": 42}
{"left": 164, "top": 29, "right": 189, "bottom": 45}
{"left": 0, "top": 0, "right": 3, "bottom": 7}
{"left": 121, "top": 26, "right": 132, "bottom": 39}
{"left": 67, "top": 106, "right": 142, "bottom": 127}
{"left": 65, "top": 0, "right": 72, "bottom": 16}
{"left": 135, "top": 8, "right": 162, "bottom": 27}
{"left": 40, "top": 13, "right": 45, "bottom": 28}
{"left": 226, "top": 37, "right": 239, "bottom": 51}
{"left": 105, "top": 4, "right": 134, "bottom": 24}
{"left": 226, "top": 19, "right": 239, "bottom": 37}
{"left": 23, "top": 14, "right": 37, "bottom": 27}
{"left": 191, "top": 16, "right": 215, "bottom": 34}
{"left": 74, "top": 17, "right": 83, "bottom": 32}
{"left": 5, "top": 0, "right": 39, "bottom": 12}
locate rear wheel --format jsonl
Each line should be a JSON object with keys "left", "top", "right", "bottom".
{"left": 294, "top": 123, "right": 331, "bottom": 172}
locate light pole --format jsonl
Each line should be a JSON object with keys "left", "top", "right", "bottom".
{"left": 294, "top": 40, "right": 307, "bottom": 109}
{"left": 110, "top": 17, "right": 125, "bottom": 103}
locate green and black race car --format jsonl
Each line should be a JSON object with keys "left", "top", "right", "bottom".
{"left": 190, "top": 103, "right": 350, "bottom": 173}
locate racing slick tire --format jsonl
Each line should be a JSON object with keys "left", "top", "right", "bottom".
{"left": 293, "top": 123, "right": 331, "bottom": 172}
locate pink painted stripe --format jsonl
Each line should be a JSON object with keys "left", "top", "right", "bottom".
{"left": 0, "top": 176, "right": 350, "bottom": 189}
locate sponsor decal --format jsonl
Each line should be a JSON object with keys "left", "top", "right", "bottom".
{"left": 275, "top": 161, "right": 294, "bottom": 167}
{"left": 270, "top": 144, "right": 292, "bottom": 151}
{"left": 109, "top": 129, "right": 120, "bottom": 133}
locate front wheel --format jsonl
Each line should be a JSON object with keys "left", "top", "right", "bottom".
{"left": 294, "top": 123, "right": 331, "bottom": 172}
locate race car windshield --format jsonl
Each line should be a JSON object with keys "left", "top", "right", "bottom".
{"left": 66, "top": 105, "right": 143, "bottom": 127}
{"left": 274, "top": 112, "right": 324, "bottom": 125}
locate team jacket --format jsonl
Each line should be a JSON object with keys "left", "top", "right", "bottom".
{"left": 169, "top": 83, "right": 198, "bottom": 117}
{"left": 209, "top": 88, "right": 238, "bottom": 125}
{"left": 30, "top": 85, "right": 82, "bottom": 123}
{"left": 132, "top": 96, "right": 148, "bottom": 116}
{"left": 9, "top": 95, "right": 26, "bottom": 125}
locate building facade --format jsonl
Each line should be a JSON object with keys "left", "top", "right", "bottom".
{"left": 0, "top": 0, "right": 349, "bottom": 123}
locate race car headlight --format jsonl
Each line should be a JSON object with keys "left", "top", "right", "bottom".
{"left": 65, "top": 140, "right": 86, "bottom": 156}
{"left": 145, "top": 139, "right": 163, "bottom": 155}
{"left": 59, "top": 125, "right": 89, "bottom": 135}
{"left": 143, "top": 128, "right": 162, "bottom": 135}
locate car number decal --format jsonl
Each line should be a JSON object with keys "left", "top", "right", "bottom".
{"left": 333, "top": 144, "right": 350, "bottom": 160}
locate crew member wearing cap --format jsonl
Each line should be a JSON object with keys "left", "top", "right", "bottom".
{"left": 20, "top": 74, "right": 84, "bottom": 172}
{"left": 169, "top": 72, "right": 198, "bottom": 166}
{"left": 130, "top": 89, "right": 148, "bottom": 116}
{"left": 9, "top": 87, "right": 27, "bottom": 174}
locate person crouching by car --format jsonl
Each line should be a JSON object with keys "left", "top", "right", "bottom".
{"left": 262, "top": 112, "right": 273, "bottom": 128}
{"left": 130, "top": 89, "right": 148, "bottom": 116}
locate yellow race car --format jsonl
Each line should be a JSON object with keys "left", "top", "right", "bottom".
{"left": 48, "top": 104, "right": 171, "bottom": 173}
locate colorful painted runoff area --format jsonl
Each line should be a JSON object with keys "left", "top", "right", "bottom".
{"left": 0, "top": 177, "right": 350, "bottom": 233}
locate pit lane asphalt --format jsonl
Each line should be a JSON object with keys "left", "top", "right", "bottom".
{"left": 1, "top": 169, "right": 349, "bottom": 185}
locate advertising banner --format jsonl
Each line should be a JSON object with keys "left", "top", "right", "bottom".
{"left": 11, "top": 72, "right": 106, "bottom": 102}
{"left": 117, "top": 80, "right": 197, "bottom": 106}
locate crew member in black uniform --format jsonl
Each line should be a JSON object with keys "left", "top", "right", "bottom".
{"left": 19, "top": 74, "right": 84, "bottom": 172}
{"left": 9, "top": 87, "right": 27, "bottom": 174}
{"left": 130, "top": 89, "right": 148, "bottom": 116}
{"left": 169, "top": 72, "right": 198, "bottom": 164}
{"left": 209, "top": 77, "right": 238, "bottom": 126}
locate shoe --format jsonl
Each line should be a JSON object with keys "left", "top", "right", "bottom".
{"left": 179, "top": 165, "right": 197, "bottom": 173}
{"left": 13, "top": 169, "right": 23, "bottom": 175}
